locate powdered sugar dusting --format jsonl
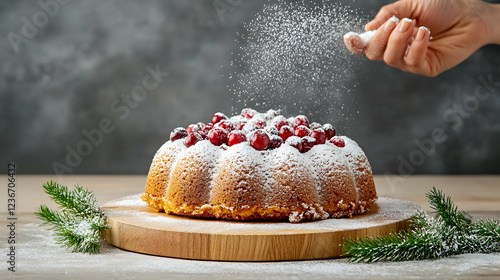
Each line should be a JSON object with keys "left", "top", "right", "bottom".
{"left": 15, "top": 217, "right": 500, "bottom": 279}
{"left": 147, "top": 109, "right": 375, "bottom": 223}
{"left": 102, "top": 195, "right": 146, "bottom": 207}
{"left": 344, "top": 30, "right": 375, "bottom": 47}
{"left": 229, "top": 2, "right": 368, "bottom": 124}
{"left": 104, "top": 196, "right": 418, "bottom": 233}
{"left": 343, "top": 16, "right": 403, "bottom": 49}
{"left": 151, "top": 137, "right": 187, "bottom": 182}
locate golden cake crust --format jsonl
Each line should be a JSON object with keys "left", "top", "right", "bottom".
{"left": 141, "top": 135, "right": 377, "bottom": 223}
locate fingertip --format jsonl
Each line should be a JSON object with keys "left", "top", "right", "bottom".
{"left": 420, "top": 26, "right": 431, "bottom": 38}
{"left": 365, "top": 21, "right": 380, "bottom": 31}
{"left": 397, "top": 18, "right": 415, "bottom": 33}
{"left": 383, "top": 19, "right": 417, "bottom": 67}
{"left": 343, "top": 34, "right": 365, "bottom": 55}
{"left": 383, "top": 16, "right": 399, "bottom": 32}
{"left": 389, "top": 15, "right": 400, "bottom": 25}
{"left": 364, "top": 19, "right": 398, "bottom": 61}
{"left": 405, "top": 28, "right": 430, "bottom": 68}
{"left": 365, "top": 14, "right": 400, "bottom": 32}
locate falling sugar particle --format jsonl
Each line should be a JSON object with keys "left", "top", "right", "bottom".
{"left": 229, "top": 1, "right": 369, "bottom": 130}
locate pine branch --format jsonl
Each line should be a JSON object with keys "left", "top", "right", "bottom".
{"left": 426, "top": 186, "right": 472, "bottom": 230}
{"left": 41, "top": 181, "right": 102, "bottom": 218}
{"left": 35, "top": 181, "right": 110, "bottom": 254}
{"left": 344, "top": 213, "right": 455, "bottom": 262}
{"left": 470, "top": 219, "right": 500, "bottom": 253}
{"left": 473, "top": 219, "right": 500, "bottom": 240}
{"left": 343, "top": 187, "right": 500, "bottom": 263}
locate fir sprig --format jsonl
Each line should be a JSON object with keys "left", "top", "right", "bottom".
{"left": 35, "top": 181, "right": 110, "bottom": 254}
{"left": 426, "top": 187, "right": 472, "bottom": 230}
{"left": 343, "top": 187, "right": 500, "bottom": 262}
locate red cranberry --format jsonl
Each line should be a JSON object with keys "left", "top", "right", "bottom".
{"left": 186, "top": 124, "right": 202, "bottom": 133}
{"left": 310, "top": 122, "right": 322, "bottom": 129}
{"left": 242, "top": 108, "right": 257, "bottom": 119}
{"left": 286, "top": 136, "right": 303, "bottom": 152}
{"left": 293, "top": 115, "right": 309, "bottom": 129}
{"left": 279, "top": 125, "right": 294, "bottom": 141}
{"left": 274, "top": 119, "right": 289, "bottom": 131}
{"left": 212, "top": 112, "right": 227, "bottom": 124}
{"left": 330, "top": 136, "right": 345, "bottom": 147}
{"left": 270, "top": 135, "right": 284, "bottom": 149}
{"left": 294, "top": 125, "right": 311, "bottom": 138}
{"left": 202, "top": 123, "right": 214, "bottom": 133}
{"left": 236, "top": 122, "right": 246, "bottom": 130}
{"left": 249, "top": 129, "right": 270, "bottom": 151}
{"left": 323, "top": 124, "right": 336, "bottom": 140}
{"left": 197, "top": 130, "right": 208, "bottom": 139}
{"left": 253, "top": 120, "right": 266, "bottom": 129}
{"left": 209, "top": 127, "right": 228, "bottom": 146}
{"left": 309, "top": 128, "right": 326, "bottom": 144}
{"left": 185, "top": 132, "right": 203, "bottom": 147}
{"left": 215, "top": 120, "right": 235, "bottom": 132}
{"left": 228, "top": 130, "right": 247, "bottom": 146}
{"left": 170, "top": 127, "right": 188, "bottom": 142}
{"left": 301, "top": 136, "right": 316, "bottom": 153}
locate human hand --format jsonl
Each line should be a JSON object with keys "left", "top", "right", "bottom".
{"left": 344, "top": 0, "right": 500, "bottom": 77}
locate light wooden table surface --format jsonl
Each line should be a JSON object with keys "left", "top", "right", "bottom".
{"left": 1, "top": 175, "right": 499, "bottom": 279}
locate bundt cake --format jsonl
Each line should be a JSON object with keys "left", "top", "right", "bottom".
{"left": 141, "top": 109, "right": 377, "bottom": 223}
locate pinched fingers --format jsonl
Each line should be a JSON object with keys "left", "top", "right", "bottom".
{"left": 343, "top": 17, "right": 399, "bottom": 59}
{"left": 382, "top": 21, "right": 433, "bottom": 76}
{"left": 405, "top": 26, "right": 431, "bottom": 71}
{"left": 383, "top": 18, "right": 416, "bottom": 67}
{"left": 364, "top": 17, "right": 399, "bottom": 60}
{"left": 344, "top": 15, "right": 433, "bottom": 75}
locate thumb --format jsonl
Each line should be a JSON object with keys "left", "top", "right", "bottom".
{"left": 365, "top": 0, "right": 414, "bottom": 31}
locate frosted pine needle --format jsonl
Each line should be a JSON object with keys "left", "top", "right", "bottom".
{"left": 35, "top": 181, "right": 110, "bottom": 254}
{"left": 343, "top": 187, "right": 500, "bottom": 262}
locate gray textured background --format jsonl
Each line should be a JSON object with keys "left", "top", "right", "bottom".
{"left": 1, "top": 0, "right": 499, "bottom": 175}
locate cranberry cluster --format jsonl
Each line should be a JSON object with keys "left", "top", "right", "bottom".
{"left": 169, "top": 109, "right": 346, "bottom": 152}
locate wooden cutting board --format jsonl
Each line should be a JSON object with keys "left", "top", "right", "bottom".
{"left": 102, "top": 195, "right": 421, "bottom": 261}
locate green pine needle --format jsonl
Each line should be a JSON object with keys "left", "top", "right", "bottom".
{"left": 426, "top": 186, "right": 472, "bottom": 230}
{"left": 343, "top": 187, "right": 500, "bottom": 262}
{"left": 471, "top": 219, "right": 500, "bottom": 252}
{"left": 35, "top": 181, "right": 110, "bottom": 254}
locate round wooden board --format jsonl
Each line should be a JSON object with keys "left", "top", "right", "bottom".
{"left": 102, "top": 195, "right": 421, "bottom": 261}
